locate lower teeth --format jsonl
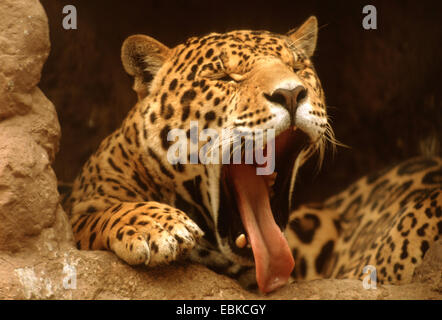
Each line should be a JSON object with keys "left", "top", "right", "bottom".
{"left": 235, "top": 234, "right": 247, "bottom": 248}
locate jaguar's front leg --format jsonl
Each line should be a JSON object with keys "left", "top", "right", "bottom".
{"left": 71, "top": 201, "right": 204, "bottom": 266}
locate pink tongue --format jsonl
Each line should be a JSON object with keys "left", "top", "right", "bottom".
{"left": 229, "top": 164, "right": 295, "bottom": 293}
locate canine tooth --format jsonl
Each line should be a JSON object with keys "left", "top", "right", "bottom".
{"left": 235, "top": 234, "right": 247, "bottom": 248}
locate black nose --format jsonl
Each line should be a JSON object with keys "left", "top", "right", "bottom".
{"left": 264, "top": 86, "right": 307, "bottom": 117}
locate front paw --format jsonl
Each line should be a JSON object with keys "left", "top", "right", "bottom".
{"left": 110, "top": 206, "right": 204, "bottom": 266}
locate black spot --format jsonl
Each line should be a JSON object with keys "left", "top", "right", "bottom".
{"left": 400, "top": 239, "right": 409, "bottom": 260}
{"left": 430, "top": 191, "right": 440, "bottom": 200}
{"left": 187, "top": 71, "right": 196, "bottom": 81}
{"left": 129, "top": 216, "right": 137, "bottom": 225}
{"left": 150, "top": 112, "right": 157, "bottom": 124}
{"left": 107, "top": 158, "right": 123, "bottom": 174}
{"left": 118, "top": 143, "right": 129, "bottom": 160}
{"left": 101, "top": 218, "right": 109, "bottom": 232}
{"left": 125, "top": 189, "right": 137, "bottom": 198}
{"left": 315, "top": 240, "right": 334, "bottom": 274}
{"left": 417, "top": 223, "right": 429, "bottom": 237}
{"left": 205, "top": 48, "right": 214, "bottom": 58}
{"left": 160, "top": 125, "right": 172, "bottom": 150}
{"left": 175, "top": 235, "right": 184, "bottom": 244}
{"left": 397, "top": 212, "right": 417, "bottom": 233}
{"left": 75, "top": 216, "right": 88, "bottom": 233}
{"left": 204, "top": 111, "right": 216, "bottom": 122}
{"left": 182, "top": 105, "right": 190, "bottom": 122}
{"left": 110, "top": 217, "right": 121, "bottom": 229}
{"left": 420, "top": 240, "right": 429, "bottom": 258}
{"left": 389, "top": 241, "right": 395, "bottom": 251}
{"left": 111, "top": 203, "right": 123, "bottom": 213}
{"left": 175, "top": 62, "right": 185, "bottom": 72}
{"left": 169, "top": 79, "right": 178, "bottom": 91}
{"left": 89, "top": 232, "right": 96, "bottom": 248}
{"left": 142, "top": 71, "right": 153, "bottom": 84}
{"left": 333, "top": 219, "right": 342, "bottom": 235}
{"left": 173, "top": 163, "right": 185, "bottom": 173}
{"left": 86, "top": 206, "right": 97, "bottom": 214}
{"left": 160, "top": 93, "right": 168, "bottom": 115}
{"left": 289, "top": 214, "right": 321, "bottom": 244}
{"left": 164, "top": 104, "right": 174, "bottom": 120}
{"left": 124, "top": 133, "right": 132, "bottom": 146}
{"left": 393, "top": 262, "right": 404, "bottom": 274}
{"left": 184, "top": 49, "right": 193, "bottom": 60}
{"left": 126, "top": 229, "right": 135, "bottom": 236}
{"left": 180, "top": 89, "right": 196, "bottom": 105}
{"left": 89, "top": 217, "right": 100, "bottom": 232}
{"left": 150, "top": 241, "right": 159, "bottom": 253}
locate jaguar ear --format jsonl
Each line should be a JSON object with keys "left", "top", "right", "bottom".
{"left": 287, "top": 16, "right": 318, "bottom": 57}
{"left": 121, "top": 35, "right": 171, "bottom": 100}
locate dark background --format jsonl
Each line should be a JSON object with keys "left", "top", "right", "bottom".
{"left": 39, "top": 0, "right": 441, "bottom": 206}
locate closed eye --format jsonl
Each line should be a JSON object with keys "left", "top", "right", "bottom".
{"left": 218, "top": 74, "right": 236, "bottom": 82}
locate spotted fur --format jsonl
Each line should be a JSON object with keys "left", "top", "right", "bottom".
{"left": 62, "top": 16, "right": 441, "bottom": 290}
{"left": 288, "top": 157, "right": 442, "bottom": 284}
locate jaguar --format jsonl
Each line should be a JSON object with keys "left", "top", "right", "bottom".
{"left": 62, "top": 16, "right": 442, "bottom": 293}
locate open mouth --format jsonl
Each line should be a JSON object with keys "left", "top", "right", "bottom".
{"left": 218, "top": 127, "right": 310, "bottom": 293}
